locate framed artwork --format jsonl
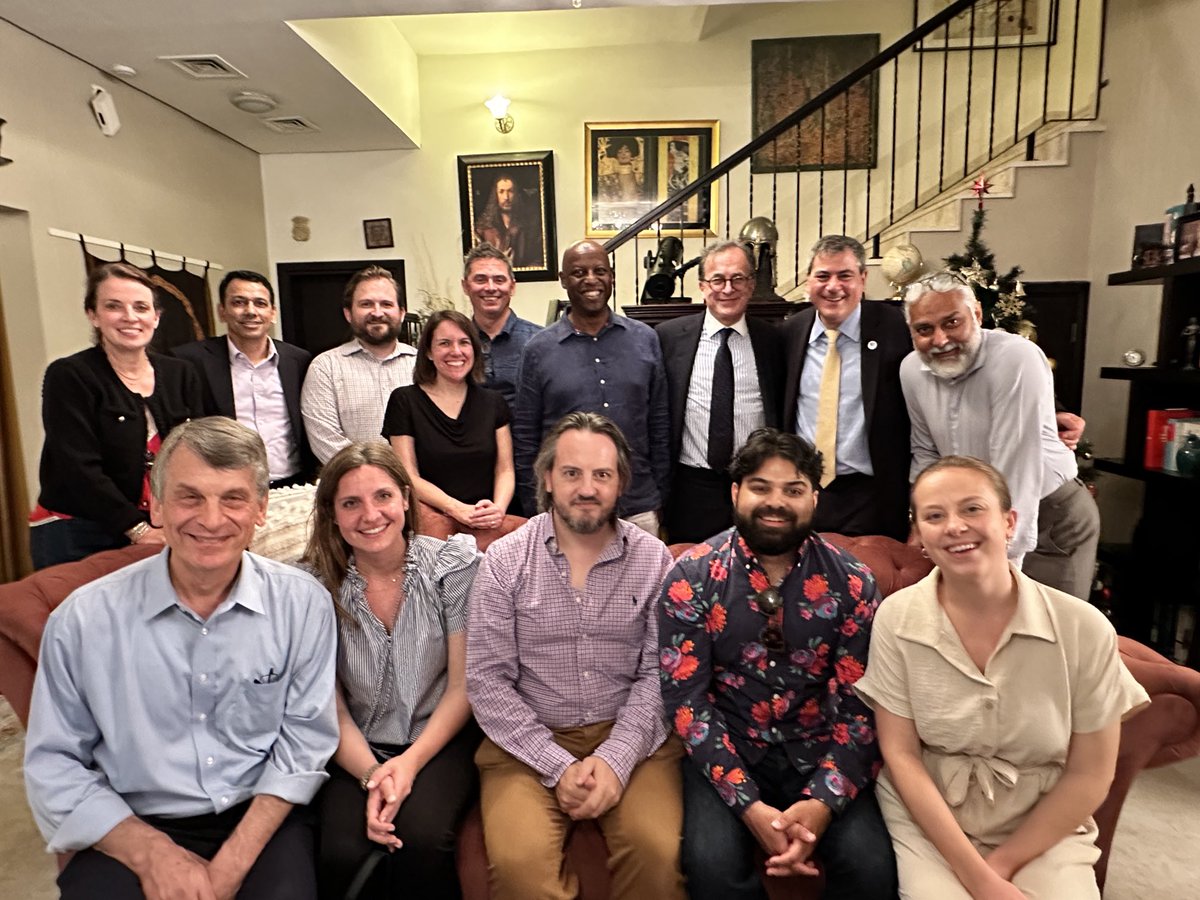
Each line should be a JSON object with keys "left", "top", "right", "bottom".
{"left": 584, "top": 121, "right": 719, "bottom": 238}
{"left": 1175, "top": 213, "right": 1200, "bottom": 262}
{"left": 914, "top": 0, "right": 1058, "bottom": 51}
{"left": 751, "top": 35, "right": 879, "bottom": 174}
{"left": 1131, "top": 223, "right": 1168, "bottom": 269}
{"left": 362, "top": 217, "right": 393, "bottom": 250}
{"left": 458, "top": 150, "right": 557, "bottom": 283}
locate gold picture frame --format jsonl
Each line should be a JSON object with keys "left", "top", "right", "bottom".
{"left": 584, "top": 120, "right": 719, "bottom": 239}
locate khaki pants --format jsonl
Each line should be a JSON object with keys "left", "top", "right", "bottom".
{"left": 475, "top": 722, "right": 685, "bottom": 900}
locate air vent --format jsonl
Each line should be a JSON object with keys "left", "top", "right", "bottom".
{"left": 262, "top": 116, "right": 320, "bottom": 134}
{"left": 158, "top": 54, "right": 246, "bottom": 79}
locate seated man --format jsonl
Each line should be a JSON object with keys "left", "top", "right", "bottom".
{"left": 659, "top": 428, "right": 897, "bottom": 900}
{"left": 24, "top": 417, "right": 338, "bottom": 900}
{"left": 467, "top": 412, "right": 684, "bottom": 900}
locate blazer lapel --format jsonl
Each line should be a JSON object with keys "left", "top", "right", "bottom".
{"left": 860, "top": 302, "right": 881, "bottom": 429}
{"left": 207, "top": 337, "right": 236, "bottom": 417}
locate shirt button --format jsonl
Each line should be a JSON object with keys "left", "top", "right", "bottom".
{"left": 201, "top": 627, "right": 208, "bottom": 636}
{"left": 220, "top": 796, "right": 229, "bottom": 806}
{"left": 575, "top": 596, "right": 582, "bottom": 603}
{"left": 199, "top": 713, "right": 207, "bottom": 722}
{"left": 602, "top": 402, "right": 609, "bottom": 408}
{"left": 206, "top": 756, "right": 215, "bottom": 766}
{"left": 594, "top": 358, "right": 600, "bottom": 363}
{"left": 984, "top": 699, "right": 995, "bottom": 709}
{"left": 583, "top": 671, "right": 590, "bottom": 678}
{"left": 769, "top": 660, "right": 776, "bottom": 667}
{"left": 198, "top": 673, "right": 208, "bottom": 683}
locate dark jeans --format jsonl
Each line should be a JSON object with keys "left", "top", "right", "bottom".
{"left": 30, "top": 517, "right": 127, "bottom": 570}
{"left": 317, "top": 723, "right": 482, "bottom": 900}
{"left": 58, "top": 803, "right": 318, "bottom": 900}
{"left": 681, "top": 751, "right": 897, "bottom": 900}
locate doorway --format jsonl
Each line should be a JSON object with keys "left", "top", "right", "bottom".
{"left": 276, "top": 259, "right": 409, "bottom": 357}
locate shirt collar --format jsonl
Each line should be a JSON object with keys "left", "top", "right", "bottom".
{"left": 701, "top": 308, "right": 749, "bottom": 339}
{"left": 537, "top": 510, "right": 629, "bottom": 565}
{"left": 341, "top": 338, "right": 417, "bottom": 360}
{"left": 141, "top": 548, "right": 267, "bottom": 621}
{"left": 807, "top": 302, "right": 862, "bottom": 345}
{"left": 553, "top": 309, "right": 623, "bottom": 342}
{"left": 227, "top": 336, "right": 277, "bottom": 365}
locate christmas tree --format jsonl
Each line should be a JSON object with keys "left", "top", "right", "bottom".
{"left": 945, "top": 179, "right": 1027, "bottom": 333}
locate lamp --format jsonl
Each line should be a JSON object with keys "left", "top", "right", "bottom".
{"left": 485, "top": 94, "right": 514, "bottom": 134}
{"left": 0, "top": 119, "right": 11, "bottom": 167}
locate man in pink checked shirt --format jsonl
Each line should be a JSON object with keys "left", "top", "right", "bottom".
{"left": 466, "top": 412, "right": 685, "bottom": 900}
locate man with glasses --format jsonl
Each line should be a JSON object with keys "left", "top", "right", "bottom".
{"left": 782, "top": 235, "right": 914, "bottom": 541}
{"left": 659, "top": 428, "right": 897, "bottom": 900}
{"left": 900, "top": 271, "right": 1100, "bottom": 599}
{"left": 462, "top": 242, "right": 541, "bottom": 414}
{"left": 656, "top": 241, "right": 785, "bottom": 542}
{"left": 174, "top": 270, "right": 315, "bottom": 487}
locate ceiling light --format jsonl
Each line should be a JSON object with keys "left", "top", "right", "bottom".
{"left": 485, "top": 94, "right": 514, "bottom": 134}
{"left": 230, "top": 91, "right": 279, "bottom": 114}
{"left": 111, "top": 64, "right": 137, "bottom": 78}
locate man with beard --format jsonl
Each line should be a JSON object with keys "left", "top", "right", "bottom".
{"left": 300, "top": 265, "right": 416, "bottom": 463}
{"left": 900, "top": 272, "right": 1099, "bottom": 599}
{"left": 513, "top": 239, "right": 670, "bottom": 535}
{"left": 474, "top": 171, "right": 542, "bottom": 268}
{"left": 174, "top": 270, "right": 315, "bottom": 486}
{"left": 659, "top": 427, "right": 896, "bottom": 900}
{"left": 467, "top": 412, "right": 685, "bottom": 900}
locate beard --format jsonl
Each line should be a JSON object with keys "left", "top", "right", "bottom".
{"left": 735, "top": 504, "right": 813, "bottom": 557}
{"left": 922, "top": 327, "right": 982, "bottom": 379}
{"left": 551, "top": 493, "right": 618, "bottom": 535}
{"left": 351, "top": 317, "right": 402, "bottom": 347}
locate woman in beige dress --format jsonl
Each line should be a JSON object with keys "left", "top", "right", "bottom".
{"left": 855, "top": 456, "right": 1148, "bottom": 900}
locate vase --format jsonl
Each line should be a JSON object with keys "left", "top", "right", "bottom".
{"left": 1177, "top": 434, "right": 1200, "bottom": 477}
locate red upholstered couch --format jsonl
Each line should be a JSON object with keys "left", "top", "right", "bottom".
{"left": 1, "top": 530, "right": 1197, "bottom": 897}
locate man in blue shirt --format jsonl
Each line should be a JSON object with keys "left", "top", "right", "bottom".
{"left": 24, "top": 417, "right": 338, "bottom": 900}
{"left": 512, "top": 240, "right": 671, "bottom": 533}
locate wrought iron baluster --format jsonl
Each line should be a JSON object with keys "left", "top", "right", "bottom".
{"left": 772, "top": 138, "right": 779, "bottom": 224}
{"left": 964, "top": 1, "right": 977, "bottom": 177}
{"left": 916, "top": 41, "right": 925, "bottom": 210}
{"left": 1014, "top": 0, "right": 1029, "bottom": 146}
{"left": 1042, "top": 0, "right": 1053, "bottom": 122}
{"left": 724, "top": 171, "right": 731, "bottom": 239}
{"left": 988, "top": 0, "right": 1001, "bottom": 160}
{"left": 842, "top": 90, "right": 850, "bottom": 236}
{"left": 889, "top": 57, "right": 899, "bottom": 225}
{"left": 818, "top": 105, "right": 827, "bottom": 237}
{"left": 939, "top": 22, "right": 949, "bottom": 193}
{"left": 1068, "top": 0, "right": 1082, "bottom": 117}
{"left": 794, "top": 124, "right": 802, "bottom": 289}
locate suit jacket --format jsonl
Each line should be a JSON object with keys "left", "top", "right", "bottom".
{"left": 656, "top": 311, "right": 786, "bottom": 466}
{"left": 173, "top": 335, "right": 316, "bottom": 480}
{"left": 781, "top": 300, "right": 912, "bottom": 540}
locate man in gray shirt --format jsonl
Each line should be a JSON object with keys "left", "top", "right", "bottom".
{"left": 899, "top": 272, "right": 1100, "bottom": 599}
{"left": 24, "top": 417, "right": 338, "bottom": 899}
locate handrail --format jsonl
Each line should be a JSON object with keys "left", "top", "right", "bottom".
{"left": 603, "top": 0, "right": 983, "bottom": 253}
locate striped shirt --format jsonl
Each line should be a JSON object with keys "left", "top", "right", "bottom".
{"left": 336, "top": 534, "right": 479, "bottom": 747}
{"left": 300, "top": 338, "right": 417, "bottom": 464}
{"left": 679, "top": 309, "right": 767, "bottom": 470}
{"left": 466, "top": 513, "right": 674, "bottom": 789}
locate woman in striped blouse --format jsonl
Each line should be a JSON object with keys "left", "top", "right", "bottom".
{"left": 303, "top": 442, "right": 481, "bottom": 899}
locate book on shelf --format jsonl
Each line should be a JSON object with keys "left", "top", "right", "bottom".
{"left": 1145, "top": 408, "right": 1198, "bottom": 469}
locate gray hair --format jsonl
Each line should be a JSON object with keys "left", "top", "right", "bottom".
{"left": 699, "top": 240, "right": 755, "bottom": 279}
{"left": 151, "top": 417, "right": 270, "bottom": 500}
{"left": 805, "top": 235, "right": 867, "bottom": 275}
{"left": 533, "top": 412, "right": 632, "bottom": 514}
{"left": 901, "top": 271, "right": 979, "bottom": 323}
{"left": 463, "top": 241, "right": 515, "bottom": 281}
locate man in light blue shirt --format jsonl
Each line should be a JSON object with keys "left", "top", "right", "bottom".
{"left": 24, "top": 417, "right": 337, "bottom": 900}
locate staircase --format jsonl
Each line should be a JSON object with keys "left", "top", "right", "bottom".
{"left": 603, "top": 0, "right": 1107, "bottom": 304}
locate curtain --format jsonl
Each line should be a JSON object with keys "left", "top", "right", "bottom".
{"left": 0, "top": 274, "right": 31, "bottom": 581}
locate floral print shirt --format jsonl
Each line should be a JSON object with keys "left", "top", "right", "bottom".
{"left": 658, "top": 528, "right": 882, "bottom": 816}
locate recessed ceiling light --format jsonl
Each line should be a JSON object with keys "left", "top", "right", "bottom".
{"left": 230, "top": 91, "right": 279, "bottom": 114}
{"left": 111, "top": 64, "right": 137, "bottom": 78}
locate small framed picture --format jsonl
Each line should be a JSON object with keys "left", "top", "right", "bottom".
{"left": 363, "top": 217, "right": 394, "bottom": 250}
{"left": 1175, "top": 212, "right": 1200, "bottom": 262}
{"left": 1131, "top": 223, "right": 1168, "bottom": 268}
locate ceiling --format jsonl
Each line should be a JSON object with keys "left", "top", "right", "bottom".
{"left": 0, "top": 0, "right": 803, "bottom": 154}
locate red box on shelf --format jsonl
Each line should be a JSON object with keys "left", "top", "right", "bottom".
{"left": 1145, "top": 408, "right": 1199, "bottom": 469}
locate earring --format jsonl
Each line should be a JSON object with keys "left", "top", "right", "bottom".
{"left": 919, "top": 546, "right": 929, "bottom": 559}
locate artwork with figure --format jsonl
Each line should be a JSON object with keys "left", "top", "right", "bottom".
{"left": 458, "top": 151, "right": 557, "bottom": 282}
{"left": 915, "top": 0, "right": 1058, "bottom": 49}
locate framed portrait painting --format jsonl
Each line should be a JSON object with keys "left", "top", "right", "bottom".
{"left": 914, "top": 0, "right": 1058, "bottom": 51}
{"left": 584, "top": 121, "right": 719, "bottom": 239}
{"left": 458, "top": 150, "right": 557, "bottom": 283}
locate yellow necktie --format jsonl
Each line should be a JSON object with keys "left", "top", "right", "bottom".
{"left": 814, "top": 328, "right": 840, "bottom": 488}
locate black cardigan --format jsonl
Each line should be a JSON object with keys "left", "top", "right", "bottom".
{"left": 37, "top": 345, "right": 204, "bottom": 537}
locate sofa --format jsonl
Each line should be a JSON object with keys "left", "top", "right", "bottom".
{"left": 1, "top": 529, "right": 1197, "bottom": 898}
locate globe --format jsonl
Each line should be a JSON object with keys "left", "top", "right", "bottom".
{"left": 881, "top": 243, "right": 927, "bottom": 286}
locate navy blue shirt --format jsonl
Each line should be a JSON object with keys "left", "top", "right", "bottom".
{"left": 513, "top": 311, "right": 670, "bottom": 516}
{"left": 476, "top": 312, "right": 541, "bottom": 412}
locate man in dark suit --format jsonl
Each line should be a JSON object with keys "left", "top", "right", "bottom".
{"left": 657, "top": 241, "right": 785, "bottom": 543}
{"left": 174, "top": 270, "right": 315, "bottom": 487}
{"left": 782, "top": 236, "right": 912, "bottom": 540}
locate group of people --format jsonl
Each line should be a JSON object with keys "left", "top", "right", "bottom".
{"left": 20, "top": 232, "right": 1139, "bottom": 900}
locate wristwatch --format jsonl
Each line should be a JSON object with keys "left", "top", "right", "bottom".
{"left": 125, "top": 521, "right": 152, "bottom": 543}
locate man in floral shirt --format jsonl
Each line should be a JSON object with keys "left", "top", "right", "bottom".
{"left": 659, "top": 427, "right": 897, "bottom": 899}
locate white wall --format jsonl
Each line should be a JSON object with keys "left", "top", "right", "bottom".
{"left": 0, "top": 19, "right": 269, "bottom": 504}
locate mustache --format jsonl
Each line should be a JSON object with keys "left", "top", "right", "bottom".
{"left": 929, "top": 342, "right": 962, "bottom": 356}
{"left": 754, "top": 505, "right": 797, "bottom": 521}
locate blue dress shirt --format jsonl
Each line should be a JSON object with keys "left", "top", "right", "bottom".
{"left": 477, "top": 312, "right": 542, "bottom": 413}
{"left": 24, "top": 549, "right": 338, "bottom": 853}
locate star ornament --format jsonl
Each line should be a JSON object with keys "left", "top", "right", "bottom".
{"left": 959, "top": 258, "right": 989, "bottom": 286}
{"left": 971, "top": 176, "right": 993, "bottom": 209}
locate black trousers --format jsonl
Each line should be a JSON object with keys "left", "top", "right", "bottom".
{"left": 813, "top": 473, "right": 896, "bottom": 538}
{"left": 665, "top": 464, "right": 735, "bottom": 544}
{"left": 317, "top": 723, "right": 483, "bottom": 900}
{"left": 58, "top": 803, "right": 318, "bottom": 900}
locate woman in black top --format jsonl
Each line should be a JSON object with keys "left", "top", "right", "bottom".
{"left": 29, "top": 262, "right": 203, "bottom": 569}
{"left": 383, "top": 310, "right": 513, "bottom": 530}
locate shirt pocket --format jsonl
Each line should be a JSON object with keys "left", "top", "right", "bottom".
{"left": 219, "top": 678, "right": 286, "bottom": 754}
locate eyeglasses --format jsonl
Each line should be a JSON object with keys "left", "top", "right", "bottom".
{"left": 700, "top": 274, "right": 755, "bottom": 290}
{"left": 753, "top": 586, "right": 785, "bottom": 653}
{"left": 910, "top": 270, "right": 970, "bottom": 293}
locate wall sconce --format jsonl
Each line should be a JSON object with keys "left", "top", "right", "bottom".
{"left": 0, "top": 119, "right": 12, "bottom": 167}
{"left": 485, "top": 94, "right": 514, "bottom": 134}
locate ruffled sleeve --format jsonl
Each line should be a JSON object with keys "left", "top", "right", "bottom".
{"left": 430, "top": 532, "right": 480, "bottom": 634}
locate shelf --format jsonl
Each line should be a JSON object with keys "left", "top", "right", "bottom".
{"left": 1100, "top": 366, "right": 1200, "bottom": 383}
{"left": 1108, "top": 255, "right": 1200, "bottom": 286}
{"left": 1094, "top": 457, "right": 1200, "bottom": 486}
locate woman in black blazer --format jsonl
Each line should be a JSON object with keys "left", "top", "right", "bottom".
{"left": 29, "top": 262, "right": 203, "bottom": 569}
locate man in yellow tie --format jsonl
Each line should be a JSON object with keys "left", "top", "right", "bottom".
{"left": 782, "top": 236, "right": 913, "bottom": 540}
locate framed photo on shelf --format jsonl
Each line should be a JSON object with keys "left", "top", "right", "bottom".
{"left": 362, "top": 217, "right": 394, "bottom": 250}
{"left": 457, "top": 150, "right": 557, "bottom": 283}
{"left": 584, "top": 121, "right": 718, "bottom": 239}
{"left": 1131, "top": 222, "right": 1169, "bottom": 268}
{"left": 1174, "top": 212, "right": 1200, "bottom": 261}
{"left": 914, "top": 0, "right": 1058, "bottom": 51}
